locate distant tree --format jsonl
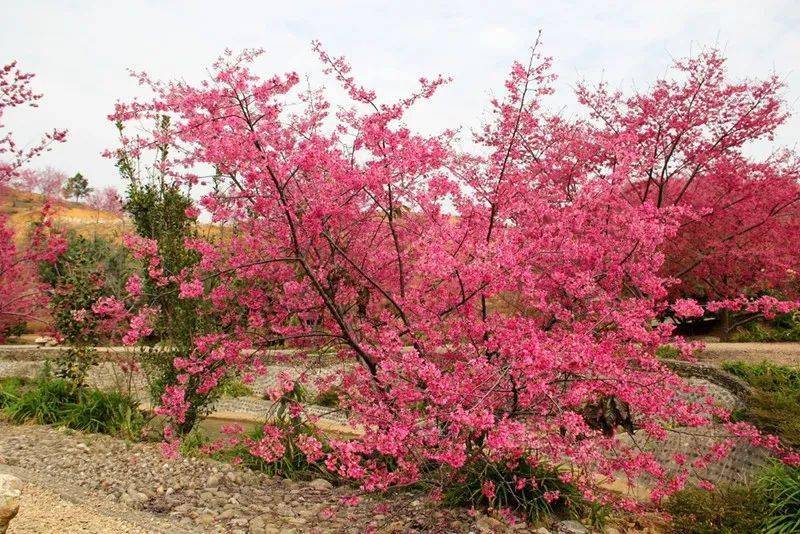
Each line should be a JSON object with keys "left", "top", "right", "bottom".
{"left": 63, "top": 172, "right": 92, "bottom": 202}
{"left": 87, "top": 186, "right": 123, "bottom": 215}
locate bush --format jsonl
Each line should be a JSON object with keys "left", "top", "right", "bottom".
{"left": 313, "top": 387, "right": 341, "bottom": 408}
{"left": 442, "top": 459, "right": 600, "bottom": 526}
{"left": 3, "top": 377, "right": 146, "bottom": 438}
{"left": 730, "top": 313, "right": 800, "bottom": 342}
{"left": 218, "top": 379, "right": 253, "bottom": 399}
{"left": 665, "top": 483, "right": 769, "bottom": 533}
{"left": 759, "top": 462, "right": 800, "bottom": 533}
{"left": 64, "top": 388, "right": 144, "bottom": 438}
{"left": 722, "top": 361, "right": 800, "bottom": 448}
{"left": 183, "top": 419, "right": 330, "bottom": 480}
{"left": 0, "top": 376, "right": 29, "bottom": 408}
{"left": 655, "top": 345, "right": 681, "bottom": 359}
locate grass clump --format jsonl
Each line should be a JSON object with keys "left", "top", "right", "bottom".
{"left": 722, "top": 361, "right": 800, "bottom": 448}
{"left": 442, "top": 459, "right": 604, "bottom": 528}
{"left": 655, "top": 344, "right": 681, "bottom": 359}
{"left": 665, "top": 463, "right": 800, "bottom": 533}
{"left": 218, "top": 379, "right": 253, "bottom": 399}
{"left": 664, "top": 483, "right": 769, "bottom": 533}
{"left": 759, "top": 462, "right": 800, "bottom": 533}
{"left": 314, "top": 387, "right": 341, "bottom": 408}
{"left": 0, "top": 377, "right": 30, "bottom": 408}
{"left": 730, "top": 313, "right": 800, "bottom": 342}
{"left": 182, "top": 418, "right": 330, "bottom": 480}
{"left": 2, "top": 375, "right": 146, "bottom": 439}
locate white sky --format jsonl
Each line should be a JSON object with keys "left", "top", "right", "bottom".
{"left": 3, "top": 1, "right": 799, "bottom": 191}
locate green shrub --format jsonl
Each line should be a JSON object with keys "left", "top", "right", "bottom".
{"left": 186, "top": 419, "right": 330, "bottom": 480}
{"left": 3, "top": 378, "right": 145, "bottom": 438}
{"left": 722, "top": 361, "right": 800, "bottom": 448}
{"left": 442, "top": 459, "right": 600, "bottom": 527}
{"left": 64, "top": 388, "right": 145, "bottom": 438}
{"left": 730, "top": 313, "right": 800, "bottom": 342}
{"left": 655, "top": 344, "right": 681, "bottom": 359}
{"left": 759, "top": 462, "right": 800, "bottom": 533}
{"left": 0, "top": 377, "right": 30, "bottom": 408}
{"left": 314, "top": 387, "right": 341, "bottom": 408}
{"left": 5, "top": 378, "right": 80, "bottom": 425}
{"left": 218, "top": 379, "right": 253, "bottom": 399}
{"left": 664, "top": 483, "right": 769, "bottom": 533}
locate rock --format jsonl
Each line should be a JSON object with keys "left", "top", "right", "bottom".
{"left": 274, "top": 502, "right": 295, "bottom": 517}
{"left": 534, "top": 528, "right": 552, "bottom": 534}
{"left": 554, "top": 520, "right": 588, "bottom": 534}
{"left": 249, "top": 516, "right": 266, "bottom": 534}
{"left": 217, "top": 508, "right": 235, "bottom": 520}
{"left": 0, "top": 474, "right": 22, "bottom": 534}
{"left": 195, "top": 513, "right": 214, "bottom": 526}
{"left": 34, "top": 336, "right": 57, "bottom": 346}
{"left": 207, "top": 473, "right": 222, "bottom": 487}
{"left": 476, "top": 515, "right": 506, "bottom": 532}
{"left": 378, "top": 521, "right": 406, "bottom": 533}
{"left": 308, "top": 478, "right": 333, "bottom": 491}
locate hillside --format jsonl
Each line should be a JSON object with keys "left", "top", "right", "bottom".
{"left": 0, "top": 188, "right": 129, "bottom": 240}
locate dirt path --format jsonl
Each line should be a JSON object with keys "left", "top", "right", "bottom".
{"left": 697, "top": 342, "right": 800, "bottom": 367}
{"left": 5, "top": 478, "right": 160, "bottom": 533}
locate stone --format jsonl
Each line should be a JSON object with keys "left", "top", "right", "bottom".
{"left": 378, "top": 521, "right": 406, "bottom": 533}
{"left": 249, "top": 516, "right": 266, "bottom": 534}
{"left": 476, "top": 515, "right": 506, "bottom": 532}
{"left": 534, "top": 528, "right": 552, "bottom": 534}
{"left": 195, "top": 513, "right": 214, "bottom": 526}
{"left": 308, "top": 478, "right": 333, "bottom": 491}
{"left": 554, "top": 520, "right": 588, "bottom": 534}
{"left": 217, "top": 508, "right": 235, "bottom": 520}
{"left": 207, "top": 473, "right": 222, "bottom": 487}
{"left": 0, "top": 474, "right": 22, "bottom": 534}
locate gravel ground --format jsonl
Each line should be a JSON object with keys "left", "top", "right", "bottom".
{"left": 0, "top": 423, "right": 501, "bottom": 533}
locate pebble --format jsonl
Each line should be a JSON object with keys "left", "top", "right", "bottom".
{"left": 0, "top": 423, "right": 484, "bottom": 532}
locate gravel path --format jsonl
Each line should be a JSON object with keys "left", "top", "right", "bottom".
{"left": 0, "top": 423, "right": 490, "bottom": 533}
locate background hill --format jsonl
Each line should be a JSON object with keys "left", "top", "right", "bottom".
{"left": 1, "top": 187, "right": 128, "bottom": 240}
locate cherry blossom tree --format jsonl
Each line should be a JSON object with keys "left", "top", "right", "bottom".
{"left": 87, "top": 186, "right": 123, "bottom": 215}
{"left": 574, "top": 50, "right": 800, "bottom": 333}
{"left": 0, "top": 61, "right": 66, "bottom": 338}
{"left": 104, "top": 44, "right": 798, "bottom": 513}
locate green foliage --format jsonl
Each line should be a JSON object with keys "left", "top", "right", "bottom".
{"left": 53, "top": 346, "right": 98, "bottom": 388}
{"left": 759, "top": 462, "right": 800, "bottom": 533}
{"left": 0, "top": 377, "right": 29, "bottom": 408}
{"left": 218, "top": 379, "right": 253, "bottom": 399}
{"left": 442, "top": 459, "right": 599, "bottom": 527}
{"left": 1, "top": 321, "right": 27, "bottom": 339}
{"left": 731, "top": 313, "right": 800, "bottom": 342}
{"left": 665, "top": 463, "right": 800, "bottom": 534}
{"left": 64, "top": 388, "right": 144, "bottom": 438}
{"left": 722, "top": 361, "right": 800, "bottom": 448}
{"left": 3, "top": 376, "right": 145, "bottom": 439}
{"left": 38, "top": 231, "right": 130, "bottom": 387}
{"left": 39, "top": 231, "right": 132, "bottom": 346}
{"left": 115, "top": 118, "right": 225, "bottom": 435}
{"left": 655, "top": 344, "right": 681, "bottom": 359}
{"left": 665, "top": 483, "right": 769, "bottom": 533}
{"left": 314, "top": 387, "right": 341, "bottom": 408}
{"left": 63, "top": 171, "right": 93, "bottom": 202}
